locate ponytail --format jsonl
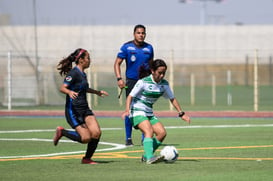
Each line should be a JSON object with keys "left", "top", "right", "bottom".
{"left": 57, "top": 48, "right": 87, "bottom": 76}
{"left": 138, "top": 63, "right": 151, "bottom": 79}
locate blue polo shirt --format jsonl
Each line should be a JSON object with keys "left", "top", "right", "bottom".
{"left": 117, "top": 41, "right": 154, "bottom": 80}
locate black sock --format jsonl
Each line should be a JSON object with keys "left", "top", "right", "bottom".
{"left": 84, "top": 138, "right": 99, "bottom": 159}
{"left": 61, "top": 129, "right": 82, "bottom": 143}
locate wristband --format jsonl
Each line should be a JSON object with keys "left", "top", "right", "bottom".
{"left": 178, "top": 111, "right": 185, "bottom": 117}
{"left": 117, "top": 77, "right": 122, "bottom": 81}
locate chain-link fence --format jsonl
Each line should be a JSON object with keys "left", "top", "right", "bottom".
{"left": 0, "top": 49, "right": 272, "bottom": 111}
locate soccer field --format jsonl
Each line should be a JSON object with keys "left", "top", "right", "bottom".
{"left": 0, "top": 116, "right": 273, "bottom": 181}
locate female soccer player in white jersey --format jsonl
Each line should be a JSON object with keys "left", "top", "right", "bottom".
{"left": 122, "top": 59, "right": 191, "bottom": 164}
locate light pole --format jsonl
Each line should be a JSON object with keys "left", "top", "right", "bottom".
{"left": 179, "top": 0, "right": 224, "bottom": 25}
{"left": 33, "top": 0, "right": 42, "bottom": 104}
{"left": 33, "top": 0, "right": 39, "bottom": 72}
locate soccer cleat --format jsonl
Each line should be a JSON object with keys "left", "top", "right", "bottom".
{"left": 125, "top": 138, "right": 134, "bottom": 146}
{"left": 141, "top": 155, "right": 147, "bottom": 162}
{"left": 53, "top": 126, "right": 64, "bottom": 146}
{"left": 146, "top": 155, "right": 165, "bottom": 164}
{"left": 81, "top": 158, "right": 98, "bottom": 165}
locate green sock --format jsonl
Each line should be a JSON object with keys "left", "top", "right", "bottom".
{"left": 153, "top": 138, "right": 162, "bottom": 153}
{"left": 143, "top": 137, "right": 154, "bottom": 160}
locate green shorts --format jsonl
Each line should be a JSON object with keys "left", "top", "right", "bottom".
{"left": 130, "top": 115, "right": 159, "bottom": 129}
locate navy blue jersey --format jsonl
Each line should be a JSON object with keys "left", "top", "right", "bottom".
{"left": 63, "top": 67, "right": 89, "bottom": 110}
{"left": 117, "top": 41, "right": 154, "bottom": 80}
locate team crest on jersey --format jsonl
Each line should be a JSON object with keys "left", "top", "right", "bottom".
{"left": 65, "top": 76, "right": 72, "bottom": 82}
{"left": 131, "top": 55, "right": 136, "bottom": 62}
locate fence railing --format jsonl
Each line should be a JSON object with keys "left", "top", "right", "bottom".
{"left": 0, "top": 50, "right": 272, "bottom": 111}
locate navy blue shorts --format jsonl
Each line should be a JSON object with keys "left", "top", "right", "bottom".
{"left": 65, "top": 106, "right": 94, "bottom": 129}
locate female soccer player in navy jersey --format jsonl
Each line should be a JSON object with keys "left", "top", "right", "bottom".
{"left": 122, "top": 59, "right": 190, "bottom": 164}
{"left": 53, "top": 48, "right": 109, "bottom": 164}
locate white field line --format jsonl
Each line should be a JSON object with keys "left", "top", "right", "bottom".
{"left": 0, "top": 128, "right": 122, "bottom": 134}
{"left": 1, "top": 124, "right": 273, "bottom": 159}
{"left": 165, "top": 124, "right": 273, "bottom": 129}
{"left": 0, "top": 128, "right": 124, "bottom": 159}
{"left": 0, "top": 139, "right": 126, "bottom": 159}
{"left": 1, "top": 124, "right": 273, "bottom": 134}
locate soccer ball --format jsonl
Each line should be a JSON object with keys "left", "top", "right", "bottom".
{"left": 160, "top": 146, "right": 179, "bottom": 163}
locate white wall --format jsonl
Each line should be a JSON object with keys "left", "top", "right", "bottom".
{"left": 0, "top": 25, "right": 272, "bottom": 65}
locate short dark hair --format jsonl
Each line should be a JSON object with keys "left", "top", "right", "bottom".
{"left": 151, "top": 59, "right": 167, "bottom": 71}
{"left": 134, "top": 24, "right": 146, "bottom": 33}
{"left": 138, "top": 59, "right": 167, "bottom": 79}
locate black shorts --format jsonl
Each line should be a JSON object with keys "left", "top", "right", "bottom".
{"left": 125, "top": 78, "right": 138, "bottom": 97}
{"left": 65, "top": 106, "right": 94, "bottom": 129}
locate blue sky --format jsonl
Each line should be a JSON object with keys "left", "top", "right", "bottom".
{"left": 1, "top": 0, "right": 273, "bottom": 25}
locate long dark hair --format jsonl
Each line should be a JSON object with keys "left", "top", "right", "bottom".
{"left": 138, "top": 59, "right": 167, "bottom": 79}
{"left": 57, "top": 48, "right": 87, "bottom": 76}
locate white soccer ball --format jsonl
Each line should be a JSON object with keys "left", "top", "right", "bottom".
{"left": 160, "top": 146, "right": 179, "bottom": 163}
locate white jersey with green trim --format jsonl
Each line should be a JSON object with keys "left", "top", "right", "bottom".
{"left": 129, "top": 75, "right": 175, "bottom": 117}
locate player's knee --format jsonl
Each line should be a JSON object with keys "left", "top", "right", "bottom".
{"left": 143, "top": 130, "right": 154, "bottom": 138}
{"left": 163, "top": 129, "right": 167, "bottom": 136}
{"left": 81, "top": 135, "right": 92, "bottom": 143}
{"left": 158, "top": 129, "right": 167, "bottom": 140}
{"left": 162, "top": 131, "right": 167, "bottom": 139}
{"left": 92, "top": 130, "right": 101, "bottom": 139}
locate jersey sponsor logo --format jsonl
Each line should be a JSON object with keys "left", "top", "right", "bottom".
{"left": 65, "top": 76, "right": 72, "bottom": 82}
{"left": 127, "top": 46, "right": 136, "bottom": 51}
{"left": 131, "top": 55, "right": 136, "bottom": 62}
{"left": 142, "top": 48, "right": 151, "bottom": 52}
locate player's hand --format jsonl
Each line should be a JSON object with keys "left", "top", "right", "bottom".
{"left": 181, "top": 114, "right": 191, "bottom": 124}
{"left": 98, "top": 90, "right": 109, "bottom": 97}
{"left": 68, "top": 91, "right": 78, "bottom": 99}
{"left": 121, "top": 110, "right": 130, "bottom": 120}
{"left": 117, "top": 79, "right": 126, "bottom": 89}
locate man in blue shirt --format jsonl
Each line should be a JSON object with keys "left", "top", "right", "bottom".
{"left": 114, "top": 24, "right": 154, "bottom": 146}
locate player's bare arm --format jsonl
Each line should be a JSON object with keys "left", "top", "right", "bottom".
{"left": 114, "top": 57, "right": 126, "bottom": 89}
{"left": 170, "top": 98, "right": 191, "bottom": 124}
{"left": 60, "top": 84, "right": 78, "bottom": 99}
{"left": 87, "top": 88, "right": 109, "bottom": 97}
